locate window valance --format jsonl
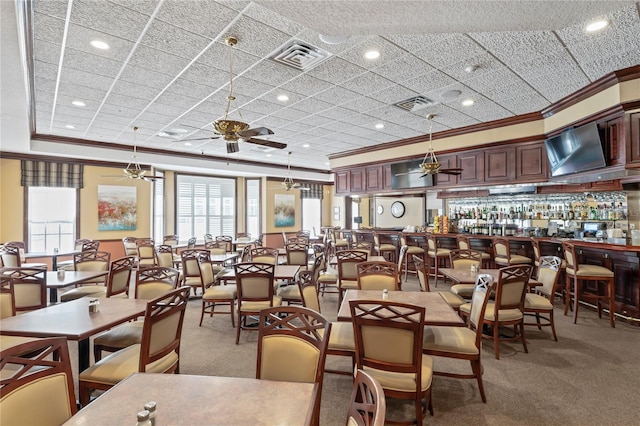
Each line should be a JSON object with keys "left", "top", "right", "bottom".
{"left": 21, "top": 160, "right": 84, "bottom": 188}
{"left": 300, "top": 183, "right": 323, "bottom": 199}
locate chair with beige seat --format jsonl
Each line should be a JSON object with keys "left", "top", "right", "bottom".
{"left": 461, "top": 264, "right": 532, "bottom": 360}
{"left": 426, "top": 233, "right": 451, "bottom": 286}
{"left": 216, "top": 235, "right": 233, "bottom": 253}
{"left": 0, "top": 267, "right": 47, "bottom": 312}
{"left": 356, "top": 261, "right": 398, "bottom": 291}
{"left": 347, "top": 369, "right": 386, "bottom": 426}
{"left": 317, "top": 245, "right": 339, "bottom": 297}
{"left": 0, "top": 275, "right": 16, "bottom": 319}
{"left": 250, "top": 247, "right": 279, "bottom": 265}
{"left": 199, "top": 255, "right": 237, "bottom": 327}
{"left": 59, "top": 251, "right": 115, "bottom": 302}
{"left": 562, "top": 242, "right": 615, "bottom": 327}
{"left": 493, "top": 237, "right": 532, "bottom": 267}
{"left": 401, "top": 233, "right": 427, "bottom": 282}
{"left": 395, "top": 245, "right": 408, "bottom": 290}
{"left": 180, "top": 249, "right": 212, "bottom": 296}
{"left": 256, "top": 305, "right": 330, "bottom": 426}
{"left": 0, "top": 337, "right": 77, "bottom": 426}
{"left": 448, "top": 249, "right": 484, "bottom": 300}
{"left": 423, "top": 273, "right": 494, "bottom": 403}
{"left": 414, "top": 255, "right": 466, "bottom": 312}
{"left": 375, "top": 232, "right": 400, "bottom": 263}
{"left": 456, "top": 234, "right": 491, "bottom": 268}
{"left": 134, "top": 266, "right": 180, "bottom": 300}
{"left": 122, "top": 237, "right": 138, "bottom": 257}
{"left": 285, "top": 242, "right": 310, "bottom": 270}
{"left": 136, "top": 239, "right": 157, "bottom": 267}
{"left": 156, "top": 244, "right": 176, "bottom": 268}
{"left": 277, "top": 254, "right": 322, "bottom": 305}
{"left": 352, "top": 241, "right": 374, "bottom": 257}
{"left": 57, "top": 239, "right": 100, "bottom": 270}
{"left": 79, "top": 286, "right": 191, "bottom": 406}
{"left": 337, "top": 250, "right": 368, "bottom": 306}
{"left": 235, "top": 232, "right": 252, "bottom": 252}
{"left": 350, "top": 299, "right": 433, "bottom": 425}
{"left": 524, "top": 256, "right": 562, "bottom": 341}
{"left": 235, "top": 262, "right": 280, "bottom": 344}
{"left": 0, "top": 243, "right": 47, "bottom": 269}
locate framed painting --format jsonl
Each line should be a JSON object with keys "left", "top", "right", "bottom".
{"left": 98, "top": 185, "right": 137, "bottom": 231}
{"left": 274, "top": 194, "right": 295, "bottom": 227}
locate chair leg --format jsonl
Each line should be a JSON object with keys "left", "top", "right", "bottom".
{"left": 199, "top": 302, "right": 206, "bottom": 326}
{"left": 519, "top": 320, "right": 528, "bottom": 354}
{"left": 564, "top": 274, "right": 571, "bottom": 316}
{"left": 572, "top": 278, "right": 580, "bottom": 324}
{"left": 470, "top": 359, "right": 487, "bottom": 403}
{"left": 79, "top": 382, "right": 91, "bottom": 407}
{"left": 549, "top": 310, "right": 558, "bottom": 342}
{"left": 229, "top": 301, "right": 235, "bottom": 328}
{"left": 235, "top": 313, "right": 242, "bottom": 344}
{"left": 607, "top": 278, "right": 615, "bottom": 328}
{"left": 493, "top": 323, "right": 500, "bottom": 360}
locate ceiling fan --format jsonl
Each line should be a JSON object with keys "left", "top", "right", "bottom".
{"left": 176, "top": 37, "right": 287, "bottom": 154}
{"left": 273, "top": 152, "right": 310, "bottom": 191}
{"left": 396, "top": 114, "right": 463, "bottom": 178}
{"left": 103, "top": 127, "right": 165, "bottom": 182}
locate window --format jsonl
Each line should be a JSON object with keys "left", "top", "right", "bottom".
{"left": 352, "top": 200, "right": 360, "bottom": 230}
{"left": 28, "top": 187, "right": 77, "bottom": 252}
{"left": 177, "top": 175, "right": 235, "bottom": 240}
{"left": 302, "top": 198, "right": 321, "bottom": 235}
{"left": 246, "top": 179, "right": 261, "bottom": 238}
{"left": 153, "top": 171, "right": 165, "bottom": 242}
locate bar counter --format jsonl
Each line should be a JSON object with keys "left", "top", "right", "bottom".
{"left": 404, "top": 232, "right": 640, "bottom": 324}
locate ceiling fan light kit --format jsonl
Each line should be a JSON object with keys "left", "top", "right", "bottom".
{"left": 102, "top": 126, "right": 165, "bottom": 182}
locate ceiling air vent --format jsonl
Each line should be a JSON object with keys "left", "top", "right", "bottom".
{"left": 393, "top": 96, "right": 437, "bottom": 112}
{"left": 269, "top": 40, "right": 332, "bottom": 72}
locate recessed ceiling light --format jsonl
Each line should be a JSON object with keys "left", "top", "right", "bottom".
{"left": 318, "top": 34, "right": 349, "bottom": 45}
{"left": 72, "top": 100, "right": 86, "bottom": 107}
{"left": 441, "top": 89, "right": 462, "bottom": 100}
{"left": 461, "top": 98, "right": 475, "bottom": 107}
{"left": 586, "top": 19, "right": 608, "bottom": 32}
{"left": 375, "top": 123, "right": 384, "bottom": 129}
{"left": 171, "top": 128, "right": 188, "bottom": 134}
{"left": 325, "top": 162, "right": 330, "bottom": 166}
{"left": 464, "top": 65, "right": 478, "bottom": 73}
{"left": 364, "top": 50, "right": 380, "bottom": 60}
{"left": 65, "top": 124, "right": 76, "bottom": 129}
{"left": 302, "top": 143, "right": 310, "bottom": 148}
{"left": 184, "top": 142, "right": 192, "bottom": 146}
{"left": 266, "top": 154, "right": 272, "bottom": 157}
{"left": 277, "top": 94, "right": 289, "bottom": 102}
{"left": 90, "top": 40, "right": 110, "bottom": 50}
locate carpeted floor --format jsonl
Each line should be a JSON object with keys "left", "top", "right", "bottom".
{"left": 77, "top": 276, "right": 639, "bottom": 425}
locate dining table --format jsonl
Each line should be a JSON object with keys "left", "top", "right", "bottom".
{"left": 440, "top": 268, "right": 541, "bottom": 288}
{"left": 45, "top": 270, "right": 109, "bottom": 303}
{"left": 63, "top": 373, "right": 317, "bottom": 425}
{"left": 209, "top": 252, "right": 240, "bottom": 265}
{"left": 337, "top": 289, "right": 465, "bottom": 326}
{"left": 24, "top": 249, "right": 82, "bottom": 271}
{"left": 0, "top": 297, "right": 148, "bottom": 372}
{"left": 217, "top": 264, "right": 301, "bottom": 283}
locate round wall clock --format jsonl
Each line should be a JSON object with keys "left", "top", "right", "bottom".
{"left": 377, "top": 205, "right": 384, "bottom": 215}
{"left": 391, "top": 201, "right": 405, "bottom": 218}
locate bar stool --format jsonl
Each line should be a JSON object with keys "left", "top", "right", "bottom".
{"left": 562, "top": 242, "right": 615, "bottom": 327}
{"left": 426, "top": 234, "right": 450, "bottom": 286}
{"left": 456, "top": 235, "right": 491, "bottom": 268}
{"left": 401, "top": 234, "right": 427, "bottom": 282}
{"left": 493, "top": 238, "right": 532, "bottom": 267}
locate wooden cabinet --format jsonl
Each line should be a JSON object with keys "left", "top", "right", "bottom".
{"left": 601, "top": 117, "right": 625, "bottom": 166}
{"left": 350, "top": 169, "right": 364, "bottom": 193}
{"left": 365, "top": 166, "right": 382, "bottom": 191}
{"left": 335, "top": 171, "right": 349, "bottom": 194}
{"left": 382, "top": 164, "right": 393, "bottom": 190}
{"left": 628, "top": 112, "right": 640, "bottom": 166}
{"left": 516, "top": 142, "right": 548, "bottom": 181}
{"left": 434, "top": 154, "right": 456, "bottom": 186}
{"left": 456, "top": 151, "right": 484, "bottom": 185}
{"left": 484, "top": 146, "right": 515, "bottom": 183}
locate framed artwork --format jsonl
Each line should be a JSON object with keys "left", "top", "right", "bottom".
{"left": 274, "top": 194, "right": 295, "bottom": 227}
{"left": 333, "top": 207, "right": 340, "bottom": 221}
{"left": 98, "top": 185, "right": 137, "bottom": 231}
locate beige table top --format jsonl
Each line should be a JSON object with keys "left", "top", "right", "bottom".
{"left": 63, "top": 373, "right": 317, "bottom": 426}
{"left": 209, "top": 253, "right": 240, "bottom": 264}
{"left": 329, "top": 255, "right": 386, "bottom": 265}
{"left": 45, "top": 270, "right": 108, "bottom": 289}
{"left": 338, "top": 289, "right": 464, "bottom": 326}
{"left": 440, "top": 268, "right": 541, "bottom": 287}
{"left": 218, "top": 264, "right": 300, "bottom": 281}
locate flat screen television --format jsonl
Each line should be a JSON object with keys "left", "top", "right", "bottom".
{"left": 390, "top": 160, "right": 434, "bottom": 189}
{"left": 544, "top": 121, "right": 607, "bottom": 177}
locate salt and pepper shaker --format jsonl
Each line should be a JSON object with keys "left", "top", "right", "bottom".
{"left": 382, "top": 288, "right": 388, "bottom": 300}
{"left": 136, "top": 410, "right": 152, "bottom": 426}
{"left": 88, "top": 299, "right": 100, "bottom": 313}
{"left": 57, "top": 268, "right": 65, "bottom": 280}
{"left": 143, "top": 401, "right": 157, "bottom": 426}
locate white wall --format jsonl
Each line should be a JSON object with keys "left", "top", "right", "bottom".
{"left": 373, "top": 197, "right": 424, "bottom": 229}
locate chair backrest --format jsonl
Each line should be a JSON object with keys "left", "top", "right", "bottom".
{"left": 0, "top": 245, "right": 21, "bottom": 267}
{"left": 562, "top": 242, "right": 578, "bottom": 272}
{"left": 286, "top": 242, "right": 309, "bottom": 267}
{"left": 234, "top": 262, "right": 276, "bottom": 305}
{"left": 288, "top": 237, "right": 308, "bottom": 244}
{"left": 163, "top": 234, "right": 179, "bottom": 246}
{"left": 80, "top": 240, "right": 100, "bottom": 252}
{"left": 180, "top": 249, "right": 210, "bottom": 290}
{"left": 203, "top": 234, "right": 213, "bottom": 244}
{"left": 138, "top": 286, "right": 190, "bottom": 372}
{"left": 537, "top": 256, "right": 562, "bottom": 298}
{"left": 156, "top": 245, "right": 174, "bottom": 268}
{"left": 456, "top": 234, "right": 471, "bottom": 250}
{"left": 256, "top": 305, "right": 330, "bottom": 426}
{"left": 402, "top": 233, "right": 427, "bottom": 250}
{"left": 347, "top": 369, "right": 386, "bottom": 426}
{"left": 250, "top": 247, "right": 279, "bottom": 265}
{"left": 0, "top": 275, "right": 16, "bottom": 319}
{"left": 134, "top": 266, "right": 180, "bottom": 300}
{"left": 426, "top": 234, "right": 438, "bottom": 252}
{"left": 205, "top": 240, "right": 227, "bottom": 255}
{"left": 397, "top": 245, "right": 409, "bottom": 279}
{"left": 356, "top": 261, "right": 398, "bottom": 291}
{"left": 187, "top": 237, "right": 197, "bottom": 248}
{"left": 449, "top": 249, "right": 482, "bottom": 270}
{"left": 106, "top": 256, "right": 136, "bottom": 298}
{"left": 239, "top": 244, "right": 252, "bottom": 262}
{"left": 74, "top": 238, "right": 92, "bottom": 250}
{"left": 467, "top": 274, "right": 495, "bottom": 348}
{"left": 236, "top": 232, "right": 251, "bottom": 240}
{"left": 493, "top": 238, "right": 510, "bottom": 259}
{"left": 4, "top": 242, "right": 27, "bottom": 263}
{"left": 495, "top": 264, "right": 533, "bottom": 313}
{"left": 350, "top": 300, "right": 425, "bottom": 384}
{"left": 0, "top": 267, "right": 47, "bottom": 311}
{"left": 73, "top": 250, "right": 111, "bottom": 274}
{"left": 352, "top": 241, "right": 373, "bottom": 256}
{"left": 122, "top": 237, "right": 138, "bottom": 256}
{"left": 531, "top": 239, "right": 541, "bottom": 265}
{"left": 137, "top": 239, "right": 157, "bottom": 266}
{"left": 0, "top": 337, "right": 77, "bottom": 425}
{"left": 337, "top": 250, "right": 368, "bottom": 282}
{"left": 215, "top": 235, "right": 233, "bottom": 252}
{"left": 413, "top": 255, "right": 430, "bottom": 292}
{"left": 298, "top": 271, "right": 322, "bottom": 314}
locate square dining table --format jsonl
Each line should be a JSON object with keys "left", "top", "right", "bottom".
{"left": 63, "top": 373, "right": 317, "bottom": 425}
{"left": 440, "top": 268, "right": 541, "bottom": 288}
{"left": 337, "top": 289, "right": 464, "bottom": 326}
{"left": 0, "top": 297, "right": 148, "bottom": 372}
{"left": 24, "top": 249, "right": 82, "bottom": 271}
{"left": 217, "top": 264, "right": 300, "bottom": 283}
{"left": 45, "top": 270, "right": 109, "bottom": 303}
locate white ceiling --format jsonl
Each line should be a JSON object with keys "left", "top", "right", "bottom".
{"left": 9, "top": 1, "right": 640, "bottom": 172}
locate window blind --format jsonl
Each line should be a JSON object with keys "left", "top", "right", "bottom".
{"left": 21, "top": 160, "right": 84, "bottom": 188}
{"left": 301, "top": 183, "right": 323, "bottom": 199}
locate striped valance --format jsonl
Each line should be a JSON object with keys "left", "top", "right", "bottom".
{"left": 21, "top": 160, "right": 84, "bottom": 188}
{"left": 301, "top": 183, "right": 323, "bottom": 199}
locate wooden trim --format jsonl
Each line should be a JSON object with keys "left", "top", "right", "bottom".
{"left": 437, "top": 190, "right": 490, "bottom": 199}
{"left": 1, "top": 150, "right": 142, "bottom": 170}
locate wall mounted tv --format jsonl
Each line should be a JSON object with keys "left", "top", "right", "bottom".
{"left": 390, "top": 160, "right": 434, "bottom": 190}
{"left": 544, "top": 121, "right": 607, "bottom": 177}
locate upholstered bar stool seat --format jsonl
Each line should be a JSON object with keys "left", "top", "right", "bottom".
{"left": 495, "top": 254, "right": 532, "bottom": 266}
{"left": 493, "top": 238, "right": 532, "bottom": 267}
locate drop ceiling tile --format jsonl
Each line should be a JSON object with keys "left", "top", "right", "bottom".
{"left": 311, "top": 86, "right": 360, "bottom": 106}
{"left": 340, "top": 96, "right": 387, "bottom": 114}
{"left": 137, "top": 110, "right": 175, "bottom": 126}
{"left": 278, "top": 74, "right": 335, "bottom": 97}
{"left": 64, "top": 24, "right": 136, "bottom": 61}
{"left": 233, "top": 76, "right": 280, "bottom": 99}
{"left": 33, "top": 38, "right": 61, "bottom": 65}
{"left": 70, "top": 0, "right": 152, "bottom": 42}
{"left": 373, "top": 52, "right": 435, "bottom": 83}
{"left": 281, "top": 121, "right": 314, "bottom": 133}
{"left": 144, "top": 101, "right": 189, "bottom": 118}
{"left": 499, "top": 94, "right": 550, "bottom": 115}
{"left": 197, "top": 42, "right": 260, "bottom": 74}
{"left": 579, "top": 48, "right": 640, "bottom": 81}
{"left": 403, "top": 69, "right": 458, "bottom": 95}
{"left": 154, "top": 92, "right": 200, "bottom": 110}
{"left": 317, "top": 106, "right": 359, "bottom": 121}
{"left": 555, "top": 4, "right": 638, "bottom": 45}
{"left": 119, "top": 64, "right": 174, "bottom": 89}
{"left": 242, "top": 98, "right": 283, "bottom": 115}
{"left": 100, "top": 103, "right": 144, "bottom": 119}
{"left": 337, "top": 36, "right": 407, "bottom": 70}
{"left": 297, "top": 114, "right": 334, "bottom": 128}
{"left": 413, "top": 34, "right": 485, "bottom": 68}
{"left": 140, "top": 20, "right": 213, "bottom": 60}
{"left": 241, "top": 60, "right": 301, "bottom": 86}
{"left": 368, "top": 85, "right": 419, "bottom": 105}
{"left": 223, "top": 16, "right": 292, "bottom": 57}
{"left": 110, "top": 80, "right": 160, "bottom": 101}
{"left": 384, "top": 34, "right": 456, "bottom": 54}
{"left": 63, "top": 49, "right": 122, "bottom": 77}
{"left": 308, "top": 57, "right": 367, "bottom": 85}
{"left": 156, "top": 0, "right": 239, "bottom": 39}
{"left": 109, "top": 0, "right": 160, "bottom": 16}
{"left": 439, "top": 51, "right": 508, "bottom": 82}
{"left": 244, "top": 2, "right": 305, "bottom": 35}
{"left": 57, "top": 82, "right": 107, "bottom": 102}
{"left": 470, "top": 31, "right": 565, "bottom": 67}
{"left": 54, "top": 99, "right": 99, "bottom": 117}
{"left": 339, "top": 72, "right": 395, "bottom": 96}
{"left": 128, "top": 46, "right": 192, "bottom": 76}
{"left": 34, "top": 1, "right": 69, "bottom": 19}
{"left": 165, "top": 78, "right": 217, "bottom": 101}
{"left": 270, "top": 107, "right": 310, "bottom": 122}
{"left": 288, "top": 97, "right": 334, "bottom": 114}
{"left": 35, "top": 77, "right": 57, "bottom": 95}
{"left": 33, "top": 12, "right": 65, "bottom": 42}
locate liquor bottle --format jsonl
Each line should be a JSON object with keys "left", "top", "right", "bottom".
{"left": 568, "top": 206, "right": 575, "bottom": 220}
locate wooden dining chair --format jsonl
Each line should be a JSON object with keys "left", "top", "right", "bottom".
{"left": 256, "top": 305, "right": 330, "bottom": 426}
{"left": 336, "top": 250, "right": 368, "bottom": 306}
{"left": 347, "top": 369, "right": 386, "bottom": 426}
{"left": 59, "top": 251, "right": 112, "bottom": 302}
{"left": 352, "top": 241, "right": 374, "bottom": 257}
{"left": 0, "top": 275, "right": 16, "bottom": 319}
{"left": 199, "top": 256, "right": 237, "bottom": 328}
{"left": 356, "top": 261, "right": 398, "bottom": 291}
{"left": 79, "top": 287, "right": 191, "bottom": 406}
{"left": 163, "top": 234, "right": 179, "bottom": 246}
{"left": 493, "top": 237, "right": 532, "bottom": 267}
{"left": 414, "top": 254, "right": 466, "bottom": 311}
{"left": 448, "top": 249, "right": 483, "bottom": 299}
{"left": 0, "top": 267, "right": 47, "bottom": 312}
{"left": 1, "top": 337, "right": 77, "bottom": 425}
{"left": 156, "top": 244, "right": 176, "bottom": 268}
{"left": 423, "top": 273, "right": 494, "bottom": 403}
{"left": 426, "top": 234, "right": 451, "bottom": 286}
{"left": 278, "top": 254, "right": 322, "bottom": 305}
{"left": 216, "top": 235, "right": 233, "bottom": 253}
{"left": 350, "top": 299, "right": 433, "bottom": 424}
{"left": 235, "top": 262, "right": 279, "bottom": 344}
{"left": 181, "top": 249, "right": 212, "bottom": 296}
{"left": 0, "top": 244, "right": 46, "bottom": 269}
{"left": 524, "top": 256, "right": 562, "bottom": 341}
{"left": 136, "top": 239, "right": 157, "bottom": 267}
{"left": 134, "top": 266, "right": 180, "bottom": 300}
{"left": 250, "top": 247, "right": 279, "bottom": 265}
{"left": 122, "top": 237, "right": 138, "bottom": 256}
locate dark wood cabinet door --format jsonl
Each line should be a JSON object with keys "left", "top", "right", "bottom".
{"left": 628, "top": 112, "right": 640, "bottom": 165}
{"left": 602, "top": 117, "right": 625, "bottom": 166}
{"left": 516, "top": 142, "right": 548, "bottom": 181}
{"left": 382, "top": 164, "right": 393, "bottom": 190}
{"left": 434, "top": 154, "right": 456, "bottom": 186}
{"left": 484, "top": 146, "right": 515, "bottom": 182}
{"left": 456, "top": 151, "right": 484, "bottom": 185}
{"left": 350, "top": 168, "right": 364, "bottom": 193}
{"left": 335, "top": 171, "right": 350, "bottom": 194}
{"left": 365, "top": 166, "right": 382, "bottom": 191}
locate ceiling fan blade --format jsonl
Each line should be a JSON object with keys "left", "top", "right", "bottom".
{"left": 175, "top": 136, "right": 220, "bottom": 142}
{"left": 143, "top": 175, "right": 165, "bottom": 182}
{"left": 238, "top": 127, "right": 274, "bottom": 138}
{"left": 439, "top": 168, "right": 463, "bottom": 175}
{"left": 226, "top": 142, "right": 240, "bottom": 154}
{"left": 246, "top": 138, "right": 287, "bottom": 150}
{"left": 394, "top": 171, "right": 420, "bottom": 177}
